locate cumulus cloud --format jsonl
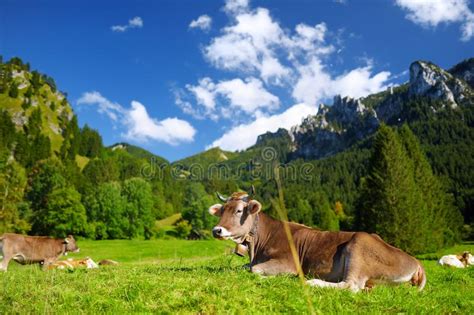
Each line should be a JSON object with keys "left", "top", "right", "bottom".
{"left": 215, "top": 77, "right": 280, "bottom": 113}
{"left": 181, "top": 77, "right": 279, "bottom": 119}
{"left": 189, "top": 15, "right": 212, "bottom": 31}
{"left": 292, "top": 58, "right": 391, "bottom": 105}
{"left": 204, "top": 7, "right": 292, "bottom": 84}
{"left": 124, "top": 101, "right": 196, "bottom": 144}
{"left": 111, "top": 16, "right": 144, "bottom": 32}
{"left": 77, "top": 91, "right": 124, "bottom": 121}
{"left": 186, "top": 77, "right": 216, "bottom": 111}
{"left": 179, "top": 0, "right": 392, "bottom": 151}
{"left": 395, "top": 0, "right": 474, "bottom": 41}
{"left": 207, "top": 103, "right": 316, "bottom": 151}
{"left": 78, "top": 91, "right": 195, "bottom": 145}
{"left": 223, "top": 0, "right": 250, "bottom": 15}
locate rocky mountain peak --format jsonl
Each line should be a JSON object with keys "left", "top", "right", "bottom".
{"left": 253, "top": 58, "right": 473, "bottom": 161}
{"left": 409, "top": 60, "right": 471, "bottom": 107}
{"left": 449, "top": 58, "right": 474, "bottom": 88}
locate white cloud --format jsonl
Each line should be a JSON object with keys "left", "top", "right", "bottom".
{"left": 182, "top": 77, "right": 279, "bottom": 118}
{"left": 223, "top": 0, "right": 250, "bottom": 15}
{"left": 207, "top": 103, "right": 316, "bottom": 151}
{"left": 204, "top": 8, "right": 291, "bottom": 83}
{"left": 111, "top": 16, "right": 144, "bottom": 32}
{"left": 77, "top": 91, "right": 124, "bottom": 121}
{"left": 189, "top": 15, "right": 212, "bottom": 31}
{"left": 125, "top": 101, "right": 196, "bottom": 145}
{"left": 186, "top": 77, "right": 216, "bottom": 110}
{"left": 180, "top": 0, "right": 393, "bottom": 151}
{"left": 215, "top": 77, "right": 280, "bottom": 113}
{"left": 292, "top": 58, "right": 391, "bottom": 105}
{"left": 395, "top": 0, "right": 474, "bottom": 41}
{"left": 77, "top": 92, "right": 195, "bottom": 145}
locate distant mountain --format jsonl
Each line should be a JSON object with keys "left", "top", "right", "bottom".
{"left": 248, "top": 58, "right": 473, "bottom": 223}
{"left": 109, "top": 143, "right": 168, "bottom": 165}
{"left": 255, "top": 58, "right": 474, "bottom": 161}
{"left": 174, "top": 147, "right": 238, "bottom": 169}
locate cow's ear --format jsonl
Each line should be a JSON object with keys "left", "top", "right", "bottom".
{"left": 248, "top": 200, "right": 262, "bottom": 214}
{"left": 64, "top": 238, "right": 70, "bottom": 244}
{"left": 209, "top": 204, "right": 223, "bottom": 217}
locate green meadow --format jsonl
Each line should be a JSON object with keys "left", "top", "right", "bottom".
{"left": 1, "top": 240, "right": 473, "bottom": 314}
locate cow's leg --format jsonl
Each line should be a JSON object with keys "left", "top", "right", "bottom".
{"left": 306, "top": 279, "right": 365, "bottom": 292}
{"left": 338, "top": 233, "right": 379, "bottom": 292}
{"left": 0, "top": 255, "right": 12, "bottom": 272}
{"left": 251, "top": 260, "right": 296, "bottom": 276}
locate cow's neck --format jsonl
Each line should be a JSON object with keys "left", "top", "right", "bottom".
{"left": 248, "top": 212, "right": 285, "bottom": 264}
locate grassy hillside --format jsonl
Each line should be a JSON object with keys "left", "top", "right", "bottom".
{"left": 109, "top": 142, "right": 168, "bottom": 165}
{"left": 174, "top": 147, "right": 239, "bottom": 168}
{"left": 1, "top": 240, "right": 473, "bottom": 313}
{"left": 0, "top": 62, "right": 73, "bottom": 153}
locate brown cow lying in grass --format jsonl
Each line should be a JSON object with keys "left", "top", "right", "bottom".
{"left": 209, "top": 190, "right": 426, "bottom": 292}
{"left": 0, "top": 233, "right": 79, "bottom": 271}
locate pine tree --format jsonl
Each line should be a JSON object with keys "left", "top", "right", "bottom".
{"left": 79, "top": 125, "right": 103, "bottom": 158}
{"left": 8, "top": 82, "right": 18, "bottom": 98}
{"left": 60, "top": 115, "right": 81, "bottom": 161}
{"left": 398, "top": 124, "right": 463, "bottom": 249}
{"left": 357, "top": 125, "right": 426, "bottom": 253}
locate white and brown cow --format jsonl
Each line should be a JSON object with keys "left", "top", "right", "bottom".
{"left": 438, "top": 252, "right": 474, "bottom": 268}
{"left": 0, "top": 233, "right": 79, "bottom": 271}
{"left": 209, "top": 190, "right": 426, "bottom": 292}
{"left": 47, "top": 257, "right": 98, "bottom": 270}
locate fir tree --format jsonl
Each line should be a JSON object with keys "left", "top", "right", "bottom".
{"left": 398, "top": 124, "right": 463, "bottom": 249}
{"left": 357, "top": 125, "right": 426, "bottom": 253}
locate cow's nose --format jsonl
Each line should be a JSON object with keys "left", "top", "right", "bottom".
{"left": 212, "top": 227, "right": 222, "bottom": 238}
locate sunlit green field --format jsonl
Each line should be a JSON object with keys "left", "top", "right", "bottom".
{"left": 1, "top": 240, "right": 473, "bottom": 314}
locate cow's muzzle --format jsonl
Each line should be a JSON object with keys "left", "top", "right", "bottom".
{"left": 212, "top": 227, "right": 224, "bottom": 239}
{"left": 212, "top": 226, "right": 232, "bottom": 239}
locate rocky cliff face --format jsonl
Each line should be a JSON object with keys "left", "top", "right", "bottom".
{"left": 255, "top": 58, "right": 474, "bottom": 160}
{"left": 409, "top": 61, "right": 471, "bottom": 107}
{"left": 449, "top": 58, "right": 474, "bottom": 88}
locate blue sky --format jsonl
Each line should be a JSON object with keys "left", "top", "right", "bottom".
{"left": 1, "top": 0, "right": 473, "bottom": 161}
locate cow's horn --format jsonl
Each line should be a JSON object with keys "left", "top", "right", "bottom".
{"left": 216, "top": 192, "right": 227, "bottom": 202}
{"left": 250, "top": 185, "right": 256, "bottom": 197}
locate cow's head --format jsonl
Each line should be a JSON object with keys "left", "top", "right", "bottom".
{"left": 209, "top": 187, "right": 262, "bottom": 244}
{"left": 461, "top": 251, "right": 474, "bottom": 266}
{"left": 64, "top": 235, "right": 80, "bottom": 253}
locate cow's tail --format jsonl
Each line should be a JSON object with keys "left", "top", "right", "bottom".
{"left": 411, "top": 263, "right": 426, "bottom": 291}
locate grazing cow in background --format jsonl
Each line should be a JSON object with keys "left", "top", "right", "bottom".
{"left": 209, "top": 189, "right": 426, "bottom": 292}
{"left": 47, "top": 257, "right": 98, "bottom": 270}
{"left": 0, "top": 233, "right": 79, "bottom": 271}
{"left": 439, "top": 252, "right": 474, "bottom": 268}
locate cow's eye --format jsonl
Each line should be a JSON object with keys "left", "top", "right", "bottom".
{"left": 236, "top": 209, "right": 243, "bottom": 214}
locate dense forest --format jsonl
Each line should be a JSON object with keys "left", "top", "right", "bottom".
{"left": 0, "top": 56, "right": 472, "bottom": 254}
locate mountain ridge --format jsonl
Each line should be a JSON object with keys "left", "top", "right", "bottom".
{"left": 254, "top": 58, "right": 474, "bottom": 161}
